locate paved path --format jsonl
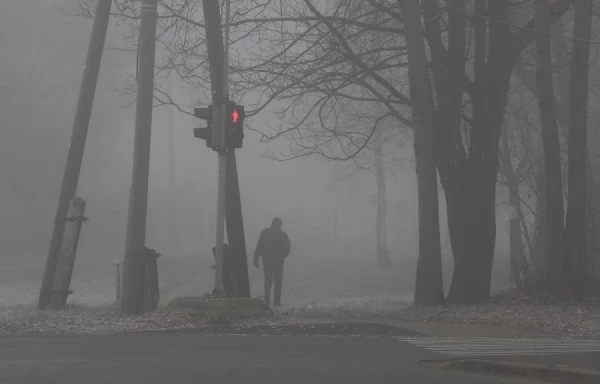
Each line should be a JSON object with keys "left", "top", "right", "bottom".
{"left": 1, "top": 324, "right": 542, "bottom": 384}
{"left": 398, "top": 336, "right": 600, "bottom": 356}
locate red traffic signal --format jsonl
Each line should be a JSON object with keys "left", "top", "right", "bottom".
{"left": 229, "top": 105, "right": 244, "bottom": 126}
{"left": 226, "top": 104, "right": 245, "bottom": 149}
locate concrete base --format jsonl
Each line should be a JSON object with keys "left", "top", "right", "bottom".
{"left": 167, "top": 297, "right": 272, "bottom": 323}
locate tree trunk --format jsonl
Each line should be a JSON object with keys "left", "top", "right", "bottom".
{"left": 444, "top": 162, "right": 498, "bottom": 304}
{"left": 500, "top": 127, "right": 527, "bottom": 287}
{"left": 564, "top": 0, "right": 592, "bottom": 282}
{"left": 402, "top": 0, "right": 444, "bottom": 306}
{"left": 508, "top": 192, "right": 527, "bottom": 287}
{"left": 550, "top": 16, "right": 570, "bottom": 137}
{"left": 586, "top": 185, "right": 600, "bottom": 280}
{"left": 374, "top": 129, "right": 393, "bottom": 268}
{"left": 421, "top": 0, "right": 570, "bottom": 303}
{"left": 535, "top": 0, "right": 565, "bottom": 281}
{"left": 427, "top": 0, "right": 505, "bottom": 304}
{"left": 531, "top": 162, "right": 549, "bottom": 280}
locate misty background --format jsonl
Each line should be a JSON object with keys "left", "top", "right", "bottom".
{"left": 0, "top": 0, "right": 513, "bottom": 305}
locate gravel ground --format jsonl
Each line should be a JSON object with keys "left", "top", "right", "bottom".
{"left": 5, "top": 252, "right": 595, "bottom": 338}
{"left": 0, "top": 304, "right": 342, "bottom": 336}
{"left": 389, "top": 288, "right": 600, "bottom": 339}
{"left": 4, "top": 289, "right": 599, "bottom": 338}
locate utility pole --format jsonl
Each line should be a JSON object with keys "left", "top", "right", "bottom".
{"left": 225, "top": 151, "right": 251, "bottom": 297}
{"left": 216, "top": 0, "right": 232, "bottom": 297}
{"left": 121, "top": 0, "right": 158, "bottom": 314}
{"left": 38, "top": 0, "right": 112, "bottom": 310}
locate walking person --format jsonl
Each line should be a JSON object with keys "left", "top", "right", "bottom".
{"left": 253, "top": 217, "right": 291, "bottom": 306}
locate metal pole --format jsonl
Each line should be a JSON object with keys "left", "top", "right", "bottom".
{"left": 202, "top": 0, "right": 225, "bottom": 296}
{"left": 214, "top": 154, "right": 226, "bottom": 296}
{"left": 121, "top": 0, "right": 158, "bottom": 314}
{"left": 213, "top": 0, "right": 231, "bottom": 296}
{"left": 37, "top": 0, "right": 112, "bottom": 310}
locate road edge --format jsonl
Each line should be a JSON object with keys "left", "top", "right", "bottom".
{"left": 419, "top": 358, "right": 600, "bottom": 384}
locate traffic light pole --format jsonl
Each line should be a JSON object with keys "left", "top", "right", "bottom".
{"left": 38, "top": 0, "right": 112, "bottom": 310}
{"left": 202, "top": 0, "right": 228, "bottom": 296}
{"left": 202, "top": 0, "right": 250, "bottom": 297}
{"left": 213, "top": 0, "right": 233, "bottom": 296}
{"left": 121, "top": 0, "right": 159, "bottom": 314}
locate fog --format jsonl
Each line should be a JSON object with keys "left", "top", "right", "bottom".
{"left": 0, "top": 0, "right": 514, "bottom": 307}
{"left": 3, "top": 4, "right": 600, "bottom": 382}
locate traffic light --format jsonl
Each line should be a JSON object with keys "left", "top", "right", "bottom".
{"left": 225, "top": 104, "right": 245, "bottom": 149}
{"left": 193, "top": 104, "right": 245, "bottom": 149}
{"left": 194, "top": 107, "right": 214, "bottom": 148}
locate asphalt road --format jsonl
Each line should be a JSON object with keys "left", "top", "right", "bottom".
{"left": 0, "top": 323, "right": 546, "bottom": 384}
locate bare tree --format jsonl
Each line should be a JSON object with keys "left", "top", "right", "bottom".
{"left": 71, "top": 0, "right": 575, "bottom": 304}
{"left": 499, "top": 120, "right": 532, "bottom": 288}
{"left": 565, "top": 0, "right": 593, "bottom": 282}
{"left": 535, "top": 0, "right": 566, "bottom": 281}
{"left": 373, "top": 124, "right": 394, "bottom": 268}
{"left": 421, "top": 0, "right": 570, "bottom": 303}
{"left": 403, "top": 0, "right": 444, "bottom": 306}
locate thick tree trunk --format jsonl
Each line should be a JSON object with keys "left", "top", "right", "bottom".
{"left": 535, "top": 0, "right": 565, "bottom": 281}
{"left": 564, "top": 0, "right": 592, "bottom": 282}
{"left": 586, "top": 185, "right": 600, "bottom": 280}
{"left": 422, "top": 0, "right": 570, "bottom": 303}
{"left": 431, "top": 0, "right": 507, "bottom": 304}
{"left": 374, "top": 129, "right": 393, "bottom": 268}
{"left": 402, "top": 0, "right": 444, "bottom": 306}
{"left": 444, "top": 163, "right": 498, "bottom": 304}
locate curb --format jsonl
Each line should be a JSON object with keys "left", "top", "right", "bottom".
{"left": 369, "top": 317, "right": 557, "bottom": 339}
{"left": 167, "top": 297, "right": 273, "bottom": 323}
{"left": 418, "top": 358, "right": 600, "bottom": 384}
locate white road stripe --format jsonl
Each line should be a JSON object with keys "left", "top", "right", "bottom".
{"left": 396, "top": 337, "right": 600, "bottom": 356}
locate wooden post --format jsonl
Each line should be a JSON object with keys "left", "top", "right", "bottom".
{"left": 142, "top": 260, "right": 153, "bottom": 311}
{"left": 115, "top": 260, "right": 124, "bottom": 306}
{"left": 48, "top": 197, "right": 87, "bottom": 310}
{"left": 225, "top": 152, "right": 251, "bottom": 297}
{"left": 122, "top": 0, "right": 159, "bottom": 314}
{"left": 146, "top": 248, "right": 160, "bottom": 308}
{"left": 38, "top": 0, "right": 112, "bottom": 309}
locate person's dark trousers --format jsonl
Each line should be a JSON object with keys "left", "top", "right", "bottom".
{"left": 263, "top": 258, "right": 284, "bottom": 306}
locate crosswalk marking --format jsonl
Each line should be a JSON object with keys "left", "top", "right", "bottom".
{"left": 396, "top": 337, "right": 600, "bottom": 356}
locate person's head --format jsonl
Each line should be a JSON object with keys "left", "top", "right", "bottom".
{"left": 271, "top": 217, "right": 283, "bottom": 229}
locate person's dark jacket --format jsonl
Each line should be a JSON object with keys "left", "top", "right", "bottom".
{"left": 254, "top": 226, "right": 291, "bottom": 264}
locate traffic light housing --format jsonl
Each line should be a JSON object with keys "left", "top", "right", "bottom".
{"left": 194, "top": 107, "right": 214, "bottom": 148}
{"left": 193, "top": 127, "right": 212, "bottom": 147}
{"left": 193, "top": 104, "right": 245, "bottom": 149}
{"left": 225, "top": 104, "right": 245, "bottom": 149}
